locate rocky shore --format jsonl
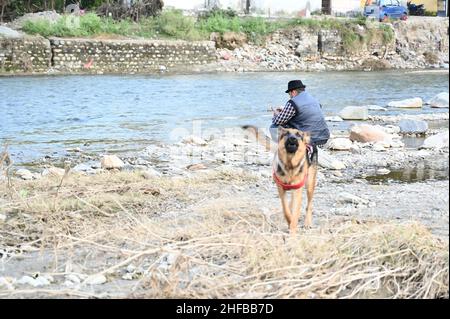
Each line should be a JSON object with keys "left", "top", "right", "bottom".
{"left": 0, "top": 111, "right": 448, "bottom": 298}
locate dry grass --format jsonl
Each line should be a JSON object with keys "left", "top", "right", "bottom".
{"left": 0, "top": 169, "right": 448, "bottom": 299}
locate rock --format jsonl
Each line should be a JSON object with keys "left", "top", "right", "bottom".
{"left": 0, "top": 26, "right": 22, "bottom": 38}
{"left": 122, "top": 273, "right": 134, "bottom": 280}
{"left": 0, "top": 277, "right": 14, "bottom": 290}
{"left": 349, "top": 124, "right": 393, "bottom": 143}
{"left": 318, "top": 150, "right": 346, "bottom": 170}
{"left": 325, "top": 116, "right": 344, "bottom": 122}
{"left": 17, "top": 275, "right": 50, "bottom": 287}
{"left": 376, "top": 168, "right": 391, "bottom": 175}
{"left": 182, "top": 135, "right": 208, "bottom": 146}
{"left": 398, "top": 119, "right": 428, "bottom": 134}
{"left": 387, "top": 97, "right": 423, "bottom": 108}
{"left": 85, "top": 274, "right": 107, "bottom": 285}
{"left": 101, "top": 155, "right": 125, "bottom": 169}
{"left": 337, "top": 192, "right": 369, "bottom": 205}
{"left": 42, "top": 166, "right": 66, "bottom": 177}
{"left": 65, "top": 274, "right": 81, "bottom": 284}
{"left": 73, "top": 163, "right": 93, "bottom": 172}
{"left": 373, "top": 143, "right": 387, "bottom": 151}
{"left": 0, "top": 213, "right": 6, "bottom": 222}
{"left": 328, "top": 138, "right": 353, "bottom": 151}
{"left": 126, "top": 264, "right": 136, "bottom": 273}
{"left": 186, "top": 163, "right": 208, "bottom": 171}
{"left": 427, "top": 92, "right": 449, "bottom": 108}
{"left": 367, "top": 105, "right": 387, "bottom": 111}
{"left": 420, "top": 131, "right": 449, "bottom": 149}
{"left": 141, "top": 168, "right": 162, "bottom": 179}
{"left": 339, "top": 106, "right": 369, "bottom": 120}
{"left": 15, "top": 169, "right": 34, "bottom": 180}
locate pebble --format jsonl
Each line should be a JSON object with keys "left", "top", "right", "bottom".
{"left": 84, "top": 274, "right": 107, "bottom": 285}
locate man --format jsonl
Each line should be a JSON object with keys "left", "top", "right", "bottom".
{"left": 270, "top": 80, "right": 330, "bottom": 147}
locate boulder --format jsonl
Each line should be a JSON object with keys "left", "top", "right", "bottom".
{"left": 339, "top": 106, "right": 369, "bottom": 120}
{"left": 398, "top": 119, "right": 428, "bottom": 134}
{"left": 420, "top": 131, "right": 449, "bottom": 149}
{"left": 387, "top": 97, "right": 423, "bottom": 108}
{"left": 349, "top": 124, "right": 393, "bottom": 143}
{"left": 100, "top": 155, "right": 125, "bottom": 169}
{"left": 318, "top": 150, "right": 346, "bottom": 170}
{"left": 15, "top": 169, "right": 34, "bottom": 180}
{"left": 328, "top": 138, "right": 353, "bottom": 151}
{"left": 427, "top": 92, "right": 449, "bottom": 108}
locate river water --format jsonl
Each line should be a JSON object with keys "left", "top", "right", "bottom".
{"left": 1, "top": 70, "right": 448, "bottom": 165}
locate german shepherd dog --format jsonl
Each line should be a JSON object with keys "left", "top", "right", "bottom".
{"left": 242, "top": 125, "right": 318, "bottom": 235}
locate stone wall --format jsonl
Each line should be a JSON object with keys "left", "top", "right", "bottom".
{"left": 49, "top": 38, "right": 217, "bottom": 74}
{"left": 0, "top": 36, "right": 51, "bottom": 73}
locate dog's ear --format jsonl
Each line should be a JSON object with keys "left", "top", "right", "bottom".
{"left": 302, "top": 132, "right": 311, "bottom": 145}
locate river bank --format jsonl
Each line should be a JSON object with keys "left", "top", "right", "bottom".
{"left": 0, "top": 115, "right": 448, "bottom": 298}
{"left": 1, "top": 16, "right": 448, "bottom": 75}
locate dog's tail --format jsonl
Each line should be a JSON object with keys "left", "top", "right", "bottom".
{"left": 241, "top": 125, "right": 275, "bottom": 152}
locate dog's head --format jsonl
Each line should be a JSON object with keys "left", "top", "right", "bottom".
{"left": 278, "top": 127, "right": 310, "bottom": 155}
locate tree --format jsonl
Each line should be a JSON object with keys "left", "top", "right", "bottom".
{"left": 0, "top": 0, "right": 9, "bottom": 22}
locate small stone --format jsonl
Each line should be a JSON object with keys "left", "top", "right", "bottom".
{"left": 85, "top": 274, "right": 107, "bottom": 285}
{"left": 0, "top": 277, "right": 15, "bottom": 290}
{"left": 186, "top": 163, "right": 208, "bottom": 171}
{"left": 376, "top": 168, "right": 390, "bottom": 175}
{"left": 325, "top": 116, "right": 344, "bottom": 122}
{"left": 122, "top": 273, "right": 134, "bottom": 280}
{"left": 328, "top": 138, "right": 352, "bottom": 151}
{"left": 373, "top": 143, "right": 387, "bottom": 152}
{"left": 141, "top": 168, "right": 162, "bottom": 179}
{"left": 182, "top": 135, "right": 208, "bottom": 146}
{"left": 65, "top": 274, "right": 81, "bottom": 284}
{"left": 337, "top": 192, "right": 369, "bottom": 205}
{"left": 101, "top": 155, "right": 125, "bottom": 170}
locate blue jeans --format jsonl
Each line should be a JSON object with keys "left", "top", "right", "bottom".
{"left": 269, "top": 124, "right": 279, "bottom": 142}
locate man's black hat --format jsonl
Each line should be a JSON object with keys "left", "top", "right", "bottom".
{"left": 285, "top": 80, "right": 306, "bottom": 93}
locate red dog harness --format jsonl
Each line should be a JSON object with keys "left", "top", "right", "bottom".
{"left": 273, "top": 171, "right": 308, "bottom": 191}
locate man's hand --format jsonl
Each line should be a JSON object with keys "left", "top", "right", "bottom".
{"left": 271, "top": 106, "right": 283, "bottom": 116}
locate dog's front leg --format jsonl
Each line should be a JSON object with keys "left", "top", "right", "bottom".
{"left": 290, "top": 189, "right": 303, "bottom": 235}
{"left": 277, "top": 186, "right": 292, "bottom": 226}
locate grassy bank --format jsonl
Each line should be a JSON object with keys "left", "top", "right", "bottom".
{"left": 21, "top": 10, "right": 394, "bottom": 48}
{"left": 0, "top": 170, "right": 448, "bottom": 298}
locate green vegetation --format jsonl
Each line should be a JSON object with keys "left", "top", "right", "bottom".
{"left": 21, "top": 9, "right": 395, "bottom": 50}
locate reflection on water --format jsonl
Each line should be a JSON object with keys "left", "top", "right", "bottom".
{"left": 1, "top": 70, "right": 448, "bottom": 164}
{"left": 365, "top": 165, "right": 449, "bottom": 184}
